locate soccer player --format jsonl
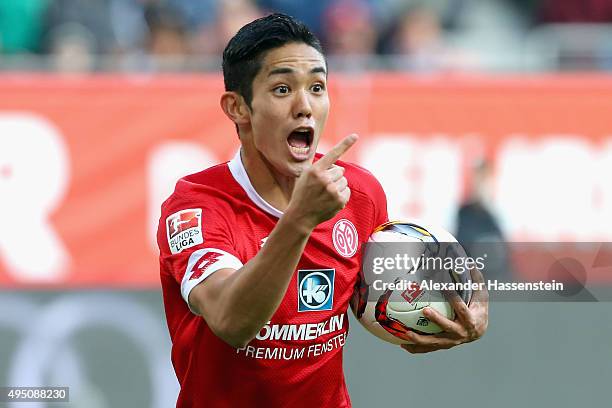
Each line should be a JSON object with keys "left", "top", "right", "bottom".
{"left": 158, "top": 13, "right": 488, "bottom": 407}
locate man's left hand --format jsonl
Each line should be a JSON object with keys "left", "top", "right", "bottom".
{"left": 401, "top": 268, "right": 489, "bottom": 354}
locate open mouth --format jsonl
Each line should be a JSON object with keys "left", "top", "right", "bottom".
{"left": 287, "top": 127, "right": 314, "bottom": 158}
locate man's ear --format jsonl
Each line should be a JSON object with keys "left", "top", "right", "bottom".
{"left": 220, "top": 91, "right": 250, "bottom": 126}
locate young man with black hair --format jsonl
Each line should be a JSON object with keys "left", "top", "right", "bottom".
{"left": 158, "top": 13, "right": 488, "bottom": 407}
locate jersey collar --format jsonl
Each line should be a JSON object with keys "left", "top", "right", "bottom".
{"left": 227, "top": 150, "right": 284, "bottom": 219}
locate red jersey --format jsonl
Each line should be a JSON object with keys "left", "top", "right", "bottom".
{"left": 158, "top": 151, "right": 388, "bottom": 407}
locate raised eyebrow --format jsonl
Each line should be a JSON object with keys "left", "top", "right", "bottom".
{"left": 311, "top": 66, "right": 327, "bottom": 76}
{"left": 267, "top": 66, "right": 327, "bottom": 77}
{"left": 268, "top": 67, "right": 294, "bottom": 77}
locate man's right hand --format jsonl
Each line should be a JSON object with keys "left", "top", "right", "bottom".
{"left": 286, "top": 134, "right": 358, "bottom": 230}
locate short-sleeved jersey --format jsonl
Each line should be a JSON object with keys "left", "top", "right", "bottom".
{"left": 158, "top": 151, "right": 388, "bottom": 408}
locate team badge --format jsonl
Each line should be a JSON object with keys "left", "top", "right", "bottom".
{"left": 297, "top": 269, "right": 335, "bottom": 312}
{"left": 332, "top": 219, "right": 358, "bottom": 257}
{"left": 166, "top": 209, "right": 203, "bottom": 254}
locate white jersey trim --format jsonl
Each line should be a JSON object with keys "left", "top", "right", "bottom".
{"left": 228, "top": 149, "right": 284, "bottom": 218}
{"left": 181, "top": 248, "right": 243, "bottom": 314}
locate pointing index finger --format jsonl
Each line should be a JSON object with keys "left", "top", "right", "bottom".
{"left": 315, "top": 134, "right": 358, "bottom": 169}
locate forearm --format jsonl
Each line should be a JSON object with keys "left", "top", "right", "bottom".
{"left": 210, "top": 213, "right": 313, "bottom": 346}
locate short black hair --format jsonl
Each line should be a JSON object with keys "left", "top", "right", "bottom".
{"left": 222, "top": 13, "right": 325, "bottom": 108}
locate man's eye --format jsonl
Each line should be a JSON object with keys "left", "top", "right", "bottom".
{"left": 274, "top": 86, "right": 290, "bottom": 95}
{"left": 311, "top": 84, "right": 325, "bottom": 93}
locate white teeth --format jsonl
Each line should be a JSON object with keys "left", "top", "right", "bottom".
{"left": 290, "top": 146, "right": 310, "bottom": 155}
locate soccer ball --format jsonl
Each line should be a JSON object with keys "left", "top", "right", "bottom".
{"left": 350, "top": 221, "right": 472, "bottom": 345}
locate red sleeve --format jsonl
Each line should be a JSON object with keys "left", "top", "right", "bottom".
{"left": 348, "top": 160, "right": 389, "bottom": 231}
{"left": 157, "top": 199, "right": 243, "bottom": 311}
{"left": 371, "top": 175, "right": 389, "bottom": 229}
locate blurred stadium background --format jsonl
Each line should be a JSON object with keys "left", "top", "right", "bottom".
{"left": 1, "top": 0, "right": 611, "bottom": 407}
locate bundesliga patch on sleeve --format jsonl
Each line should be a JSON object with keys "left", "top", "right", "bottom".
{"left": 166, "top": 209, "right": 203, "bottom": 254}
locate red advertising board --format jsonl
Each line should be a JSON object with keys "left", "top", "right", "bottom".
{"left": 1, "top": 74, "right": 611, "bottom": 286}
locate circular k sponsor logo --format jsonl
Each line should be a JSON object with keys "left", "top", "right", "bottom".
{"left": 332, "top": 219, "right": 358, "bottom": 257}
{"left": 298, "top": 270, "right": 334, "bottom": 311}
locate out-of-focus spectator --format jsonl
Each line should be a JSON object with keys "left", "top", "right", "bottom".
{"left": 256, "top": 0, "right": 331, "bottom": 38}
{"left": 166, "top": 0, "right": 218, "bottom": 55}
{"left": 384, "top": 3, "right": 472, "bottom": 71}
{"left": 167, "top": 0, "right": 217, "bottom": 30}
{"left": 42, "top": 0, "right": 121, "bottom": 72}
{"left": 456, "top": 159, "right": 509, "bottom": 279}
{"left": 214, "top": 0, "right": 263, "bottom": 52}
{"left": 109, "top": 0, "right": 150, "bottom": 54}
{"left": 4, "top": 0, "right": 612, "bottom": 72}
{"left": 144, "top": 3, "right": 189, "bottom": 56}
{"left": 48, "top": 22, "right": 97, "bottom": 72}
{"left": 393, "top": 5, "right": 445, "bottom": 68}
{"left": 323, "top": 0, "right": 376, "bottom": 56}
{"left": 0, "top": 0, "right": 48, "bottom": 54}
{"left": 42, "top": 0, "right": 118, "bottom": 55}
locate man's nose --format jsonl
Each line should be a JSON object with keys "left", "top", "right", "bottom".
{"left": 293, "top": 90, "right": 312, "bottom": 119}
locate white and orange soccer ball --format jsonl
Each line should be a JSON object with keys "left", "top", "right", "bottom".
{"left": 350, "top": 221, "right": 473, "bottom": 345}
